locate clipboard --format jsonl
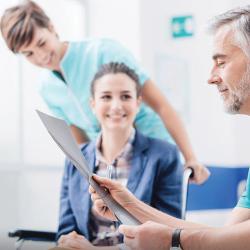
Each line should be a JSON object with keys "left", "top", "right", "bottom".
{"left": 36, "top": 110, "right": 141, "bottom": 226}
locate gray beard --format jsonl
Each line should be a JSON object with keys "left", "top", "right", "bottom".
{"left": 225, "top": 66, "right": 250, "bottom": 114}
{"left": 225, "top": 93, "right": 243, "bottom": 114}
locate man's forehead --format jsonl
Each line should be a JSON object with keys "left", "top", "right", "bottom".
{"left": 212, "top": 53, "right": 227, "bottom": 61}
{"left": 212, "top": 26, "right": 242, "bottom": 59}
{"left": 213, "top": 26, "right": 233, "bottom": 47}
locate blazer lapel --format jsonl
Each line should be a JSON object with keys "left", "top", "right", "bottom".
{"left": 127, "top": 131, "right": 149, "bottom": 194}
{"left": 82, "top": 141, "right": 96, "bottom": 174}
{"left": 76, "top": 142, "right": 96, "bottom": 238}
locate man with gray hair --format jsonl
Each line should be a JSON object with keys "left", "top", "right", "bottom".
{"left": 78, "top": 5, "right": 250, "bottom": 250}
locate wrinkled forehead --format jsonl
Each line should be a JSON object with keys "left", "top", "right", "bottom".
{"left": 213, "top": 26, "right": 235, "bottom": 51}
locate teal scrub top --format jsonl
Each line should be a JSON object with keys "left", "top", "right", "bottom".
{"left": 237, "top": 169, "right": 250, "bottom": 208}
{"left": 40, "top": 38, "right": 171, "bottom": 141}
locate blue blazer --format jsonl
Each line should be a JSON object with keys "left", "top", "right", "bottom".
{"left": 57, "top": 131, "right": 183, "bottom": 240}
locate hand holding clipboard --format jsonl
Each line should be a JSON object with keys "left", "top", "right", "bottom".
{"left": 36, "top": 110, "right": 141, "bottom": 226}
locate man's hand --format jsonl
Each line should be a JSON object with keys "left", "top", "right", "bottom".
{"left": 89, "top": 175, "right": 138, "bottom": 221}
{"left": 57, "top": 231, "right": 95, "bottom": 250}
{"left": 119, "top": 221, "right": 172, "bottom": 250}
{"left": 185, "top": 160, "right": 210, "bottom": 184}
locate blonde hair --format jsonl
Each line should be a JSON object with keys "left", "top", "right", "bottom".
{"left": 0, "top": 0, "right": 51, "bottom": 53}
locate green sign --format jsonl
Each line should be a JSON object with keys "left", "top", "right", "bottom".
{"left": 171, "top": 15, "right": 194, "bottom": 38}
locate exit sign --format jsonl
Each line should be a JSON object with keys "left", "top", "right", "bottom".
{"left": 171, "top": 15, "right": 194, "bottom": 38}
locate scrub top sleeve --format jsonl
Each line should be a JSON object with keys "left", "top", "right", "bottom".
{"left": 39, "top": 73, "right": 71, "bottom": 124}
{"left": 39, "top": 90, "right": 70, "bottom": 125}
{"left": 101, "top": 39, "right": 150, "bottom": 85}
{"left": 48, "top": 105, "right": 70, "bottom": 124}
{"left": 237, "top": 170, "right": 250, "bottom": 209}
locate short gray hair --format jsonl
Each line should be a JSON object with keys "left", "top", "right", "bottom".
{"left": 208, "top": 6, "right": 250, "bottom": 58}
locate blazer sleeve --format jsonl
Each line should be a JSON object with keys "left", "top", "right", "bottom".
{"left": 56, "top": 158, "right": 79, "bottom": 240}
{"left": 153, "top": 144, "right": 183, "bottom": 219}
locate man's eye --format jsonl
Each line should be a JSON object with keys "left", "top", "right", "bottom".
{"left": 217, "top": 61, "right": 225, "bottom": 67}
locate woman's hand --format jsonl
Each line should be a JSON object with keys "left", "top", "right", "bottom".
{"left": 89, "top": 175, "right": 138, "bottom": 221}
{"left": 185, "top": 160, "right": 210, "bottom": 184}
{"left": 57, "top": 231, "right": 95, "bottom": 250}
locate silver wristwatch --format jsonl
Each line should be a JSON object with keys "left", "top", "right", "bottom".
{"left": 170, "top": 228, "right": 183, "bottom": 250}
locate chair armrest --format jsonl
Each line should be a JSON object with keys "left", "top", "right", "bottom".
{"left": 8, "top": 229, "right": 56, "bottom": 242}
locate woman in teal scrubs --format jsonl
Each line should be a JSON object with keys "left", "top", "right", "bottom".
{"left": 0, "top": 0, "right": 209, "bottom": 184}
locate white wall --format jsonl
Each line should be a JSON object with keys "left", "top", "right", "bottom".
{"left": 88, "top": 0, "right": 141, "bottom": 59}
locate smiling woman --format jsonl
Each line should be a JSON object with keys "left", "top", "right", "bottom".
{"left": 56, "top": 62, "right": 183, "bottom": 249}
{"left": 19, "top": 28, "right": 68, "bottom": 70}
{"left": 91, "top": 63, "right": 141, "bottom": 136}
{"left": 0, "top": 1, "right": 67, "bottom": 70}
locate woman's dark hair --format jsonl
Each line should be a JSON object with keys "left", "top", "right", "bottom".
{"left": 91, "top": 62, "right": 141, "bottom": 97}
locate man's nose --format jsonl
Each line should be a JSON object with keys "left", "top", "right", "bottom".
{"left": 207, "top": 74, "right": 222, "bottom": 85}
